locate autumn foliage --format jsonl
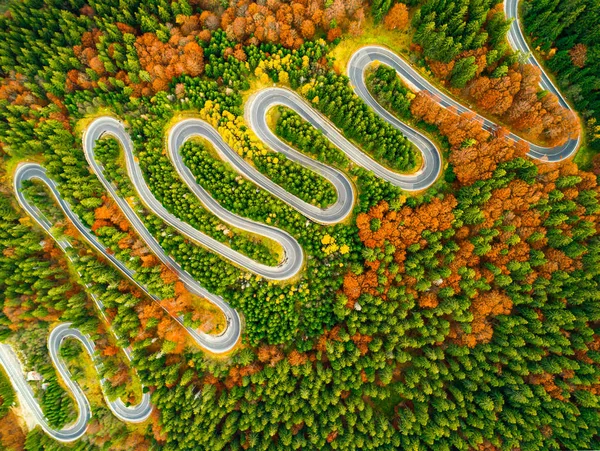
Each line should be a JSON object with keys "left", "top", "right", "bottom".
{"left": 2, "top": 237, "right": 66, "bottom": 329}
{"left": 347, "top": 76, "right": 600, "bottom": 349}
{"left": 91, "top": 196, "right": 208, "bottom": 348}
{"left": 66, "top": 0, "right": 368, "bottom": 97}
{"left": 383, "top": 3, "right": 409, "bottom": 31}
{"left": 347, "top": 153, "right": 600, "bottom": 347}
{"left": 344, "top": 196, "right": 456, "bottom": 306}
{"left": 71, "top": 23, "right": 206, "bottom": 96}
{"left": 449, "top": 290, "right": 513, "bottom": 347}
{"left": 0, "top": 411, "right": 25, "bottom": 450}
{"left": 0, "top": 73, "right": 40, "bottom": 107}
{"left": 135, "top": 32, "right": 205, "bottom": 94}
{"left": 410, "top": 90, "right": 529, "bottom": 185}
{"left": 425, "top": 56, "right": 580, "bottom": 146}
{"left": 215, "top": 0, "right": 365, "bottom": 47}
{"left": 568, "top": 43, "right": 587, "bottom": 68}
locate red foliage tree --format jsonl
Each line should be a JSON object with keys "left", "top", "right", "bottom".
{"left": 300, "top": 19, "right": 316, "bottom": 39}
{"left": 383, "top": 3, "right": 409, "bottom": 31}
{"left": 569, "top": 43, "right": 587, "bottom": 68}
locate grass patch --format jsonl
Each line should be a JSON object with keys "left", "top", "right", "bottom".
{"left": 241, "top": 73, "right": 277, "bottom": 105}
{"left": 4, "top": 151, "right": 45, "bottom": 194}
{"left": 574, "top": 145, "right": 597, "bottom": 171}
{"left": 192, "top": 294, "right": 228, "bottom": 335}
{"left": 265, "top": 106, "right": 281, "bottom": 131}
{"left": 61, "top": 337, "right": 146, "bottom": 410}
{"left": 329, "top": 17, "right": 412, "bottom": 72}
{"left": 73, "top": 107, "right": 120, "bottom": 144}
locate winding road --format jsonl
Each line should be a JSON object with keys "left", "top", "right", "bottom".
{"left": 504, "top": 0, "right": 571, "bottom": 110}
{"left": 0, "top": 324, "right": 152, "bottom": 442}
{"left": 85, "top": 117, "right": 303, "bottom": 281}
{"left": 48, "top": 324, "right": 151, "bottom": 424}
{"left": 172, "top": 119, "right": 355, "bottom": 225}
{"left": 0, "top": 164, "right": 155, "bottom": 441}
{"left": 0, "top": 165, "right": 155, "bottom": 440}
{"left": 246, "top": 87, "right": 439, "bottom": 192}
{"left": 12, "top": 163, "right": 240, "bottom": 354}
{"left": 347, "top": 42, "right": 579, "bottom": 164}
{"left": 3, "top": 0, "right": 581, "bottom": 442}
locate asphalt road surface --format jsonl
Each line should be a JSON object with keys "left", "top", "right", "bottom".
{"left": 348, "top": 43, "right": 579, "bottom": 163}
{"left": 13, "top": 162, "right": 241, "bottom": 354}
{"left": 86, "top": 117, "right": 303, "bottom": 281}
{"left": 247, "top": 87, "right": 441, "bottom": 191}
{"left": 0, "top": 323, "right": 152, "bottom": 442}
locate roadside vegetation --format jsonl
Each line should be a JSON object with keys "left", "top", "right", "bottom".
{"left": 523, "top": 0, "right": 600, "bottom": 166}
{"left": 0, "top": 0, "right": 598, "bottom": 450}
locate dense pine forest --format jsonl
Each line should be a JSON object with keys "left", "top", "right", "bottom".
{"left": 523, "top": 0, "right": 600, "bottom": 154}
{"left": 0, "top": 0, "right": 598, "bottom": 450}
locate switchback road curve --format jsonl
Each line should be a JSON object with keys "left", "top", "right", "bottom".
{"left": 169, "top": 119, "right": 349, "bottom": 231}
{"left": 248, "top": 26, "right": 580, "bottom": 193}
{"left": 0, "top": 343, "right": 88, "bottom": 443}
{"left": 85, "top": 117, "right": 303, "bottom": 281}
{"left": 48, "top": 324, "right": 152, "bottom": 425}
{"left": 246, "top": 87, "right": 439, "bottom": 192}
{"left": 347, "top": 42, "right": 580, "bottom": 164}
{"left": 173, "top": 118, "right": 355, "bottom": 225}
{"left": 0, "top": 324, "right": 152, "bottom": 442}
{"left": 13, "top": 163, "right": 241, "bottom": 353}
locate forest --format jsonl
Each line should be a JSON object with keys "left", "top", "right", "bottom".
{"left": 0, "top": 0, "right": 598, "bottom": 450}
{"left": 410, "top": 0, "right": 579, "bottom": 147}
{"left": 523, "top": 0, "right": 600, "bottom": 153}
